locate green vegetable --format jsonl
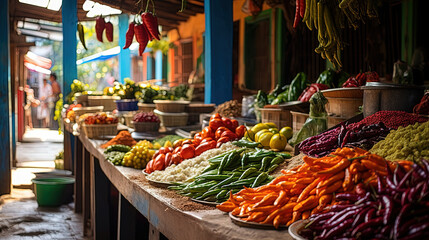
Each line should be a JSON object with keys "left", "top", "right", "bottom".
{"left": 316, "top": 69, "right": 336, "bottom": 88}
{"left": 287, "top": 72, "right": 309, "bottom": 102}
{"left": 104, "top": 144, "right": 131, "bottom": 153}
{"left": 233, "top": 139, "right": 261, "bottom": 148}
{"left": 195, "top": 188, "right": 222, "bottom": 200}
{"left": 267, "top": 164, "right": 279, "bottom": 173}
{"left": 271, "top": 90, "right": 289, "bottom": 105}
{"left": 259, "top": 156, "right": 273, "bottom": 172}
{"left": 221, "top": 177, "right": 257, "bottom": 189}
{"left": 254, "top": 90, "right": 269, "bottom": 122}
{"left": 251, "top": 172, "right": 269, "bottom": 188}
{"left": 336, "top": 70, "right": 350, "bottom": 88}
{"left": 216, "top": 190, "right": 228, "bottom": 201}
{"left": 270, "top": 156, "right": 284, "bottom": 166}
{"left": 152, "top": 135, "right": 182, "bottom": 147}
{"left": 239, "top": 167, "right": 258, "bottom": 180}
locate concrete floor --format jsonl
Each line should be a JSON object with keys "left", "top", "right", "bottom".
{"left": 0, "top": 128, "right": 88, "bottom": 240}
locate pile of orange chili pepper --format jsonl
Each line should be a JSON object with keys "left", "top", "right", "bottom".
{"left": 217, "top": 147, "right": 402, "bottom": 228}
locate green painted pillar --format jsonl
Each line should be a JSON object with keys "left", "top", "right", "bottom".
{"left": 401, "top": 0, "right": 415, "bottom": 63}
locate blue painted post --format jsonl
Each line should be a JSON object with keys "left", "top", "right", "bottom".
{"left": 118, "top": 14, "right": 131, "bottom": 82}
{"left": 62, "top": 0, "right": 78, "bottom": 102}
{"left": 204, "top": 0, "right": 233, "bottom": 104}
{"left": 0, "top": 0, "right": 11, "bottom": 195}
{"left": 147, "top": 55, "right": 153, "bottom": 80}
{"left": 155, "top": 50, "right": 163, "bottom": 80}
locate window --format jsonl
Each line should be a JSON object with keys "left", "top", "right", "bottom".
{"left": 172, "top": 39, "right": 193, "bottom": 85}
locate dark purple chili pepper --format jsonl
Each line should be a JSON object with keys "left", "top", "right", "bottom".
{"left": 401, "top": 189, "right": 410, "bottom": 206}
{"left": 326, "top": 209, "right": 360, "bottom": 228}
{"left": 408, "top": 182, "right": 424, "bottom": 203}
{"left": 351, "top": 216, "right": 383, "bottom": 237}
{"left": 421, "top": 159, "right": 429, "bottom": 175}
{"left": 393, "top": 203, "right": 411, "bottom": 239}
{"left": 335, "top": 193, "right": 361, "bottom": 202}
{"left": 408, "top": 222, "right": 429, "bottom": 235}
{"left": 377, "top": 174, "right": 384, "bottom": 193}
{"left": 382, "top": 195, "right": 393, "bottom": 224}
{"left": 365, "top": 208, "right": 376, "bottom": 222}
{"left": 351, "top": 206, "right": 372, "bottom": 228}
{"left": 398, "top": 170, "right": 413, "bottom": 189}
{"left": 341, "top": 130, "right": 351, "bottom": 148}
{"left": 420, "top": 181, "right": 428, "bottom": 201}
{"left": 355, "top": 184, "right": 367, "bottom": 196}
{"left": 380, "top": 225, "right": 391, "bottom": 236}
{"left": 323, "top": 218, "right": 354, "bottom": 239}
{"left": 337, "top": 123, "right": 346, "bottom": 146}
{"left": 327, "top": 204, "right": 354, "bottom": 212}
{"left": 398, "top": 230, "right": 429, "bottom": 240}
{"left": 398, "top": 217, "right": 419, "bottom": 237}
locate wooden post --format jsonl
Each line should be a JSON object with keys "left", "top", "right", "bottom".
{"left": 93, "top": 156, "right": 112, "bottom": 240}
{"left": 204, "top": 0, "right": 233, "bottom": 104}
{"left": 0, "top": 0, "right": 11, "bottom": 195}
{"left": 401, "top": 0, "right": 415, "bottom": 63}
{"left": 83, "top": 148, "right": 91, "bottom": 236}
{"left": 147, "top": 55, "right": 153, "bottom": 80}
{"left": 62, "top": 0, "right": 78, "bottom": 101}
{"left": 118, "top": 14, "right": 131, "bottom": 82}
{"left": 117, "top": 194, "right": 136, "bottom": 240}
{"left": 155, "top": 51, "right": 163, "bottom": 80}
{"left": 74, "top": 136, "right": 83, "bottom": 213}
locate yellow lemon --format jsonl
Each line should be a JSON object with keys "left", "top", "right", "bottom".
{"left": 153, "top": 142, "right": 162, "bottom": 149}
{"left": 255, "top": 129, "right": 270, "bottom": 142}
{"left": 164, "top": 140, "right": 173, "bottom": 148}
{"left": 280, "top": 127, "right": 293, "bottom": 140}
{"left": 264, "top": 122, "right": 278, "bottom": 129}
{"left": 268, "top": 128, "right": 279, "bottom": 134}
{"left": 270, "top": 133, "right": 287, "bottom": 151}
{"left": 251, "top": 123, "right": 270, "bottom": 133}
{"left": 258, "top": 132, "right": 274, "bottom": 147}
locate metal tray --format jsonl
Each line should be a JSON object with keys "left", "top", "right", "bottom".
{"left": 146, "top": 178, "right": 173, "bottom": 188}
{"left": 229, "top": 212, "right": 288, "bottom": 230}
{"left": 190, "top": 198, "right": 219, "bottom": 206}
{"left": 288, "top": 220, "right": 308, "bottom": 240}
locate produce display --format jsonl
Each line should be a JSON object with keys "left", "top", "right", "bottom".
{"left": 101, "top": 131, "right": 137, "bottom": 148}
{"left": 82, "top": 112, "right": 118, "bottom": 125}
{"left": 413, "top": 92, "right": 429, "bottom": 115}
{"left": 342, "top": 71, "right": 380, "bottom": 88}
{"left": 145, "top": 114, "right": 246, "bottom": 173}
{"left": 146, "top": 142, "right": 238, "bottom": 183}
{"left": 217, "top": 147, "right": 392, "bottom": 228}
{"left": 152, "top": 135, "right": 182, "bottom": 149}
{"left": 170, "top": 147, "right": 291, "bottom": 203}
{"left": 122, "top": 140, "right": 155, "bottom": 169}
{"left": 298, "top": 83, "right": 329, "bottom": 102}
{"left": 315, "top": 69, "right": 349, "bottom": 88}
{"left": 370, "top": 121, "right": 429, "bottom": 162}
{"left": 132, "top": 112, "right": 160, "bottom": 123}
{"left": 212, "top": 100, "right": 242, "bottom": 118}
{"left": 301, "top": 160, "right": 427, "bottom": 239}
{"left": 104, "top": 145, "right": 131, "bottom": 165}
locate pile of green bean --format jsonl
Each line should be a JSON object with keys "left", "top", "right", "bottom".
{"left": 169, "top": 147, "right": 291, "bottom": 203}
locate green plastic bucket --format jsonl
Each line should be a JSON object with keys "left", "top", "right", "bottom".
{"left": 31, "top": 177, "right": 75, "bottom": 207}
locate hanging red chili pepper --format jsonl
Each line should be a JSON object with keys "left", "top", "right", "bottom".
{"left": 123, "top": 22, "right": 135, "bottom": 49}
{"left": 141, "top": 12, "right": 160, "bottom": 40}
{"left": 95, "top": 16, "right": 105, "bottom": 42}
{"left": 134, "top": 23, "right": 149, "bottom": 56}
{"left": 105, "top": 21, "right": 114, "bottom": 42}
{"left": 293, "top": 0, "right": 301, "bottom": 28}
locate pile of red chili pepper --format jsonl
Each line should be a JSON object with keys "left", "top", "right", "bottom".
{"left": 95, "top": 17, "right": 113, "bottom": 43}
{"left": 342, "top": 71, "right": 379, "bottom": 88}
{"left": 298, "top": 122, "right": 390, "bottom": 157}
{"left": 298, "top": 83, "right": 329, "bottom": 102}
{"left": 145, "top": 113, "right": 246, "bottom": 173}
{"left": 358, "top": 110, "right": 427, "bottom": 129}
{"left": 123, "top": 2, "right": 160, "bottom": 56}
{"left": 301, "top": 159, "right": 428, "bottom": 240}
{"left": 217, "top": 147, "right": 394, "bottom": 228}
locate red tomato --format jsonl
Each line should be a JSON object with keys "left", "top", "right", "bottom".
{"left": 195, "top": 140, "right": 216, "bottom": 156}
{"left": 166, "top": 147, "right": 174, "bottom": 153}
{"left": 200, "top": 137, "right": 213, "bottom": 145}
{"left": 158, "top": 147, "right": 167, "bottom": 155}
{"left": 152, "top": 151, "right": 160, "bottom": 160}
{"left": 182, "top": 139, "right": 193, "bottom": 145}
{"left": 180, "top": 144, "right": 195, "bottom": 159}
{"left": 173, "top": 146, "right": 182, "bottom": 154}
{"left": 192, "top": 139, "right": 201, "bottom": 146}
{"left": 235, "top": 125, "right": 247, "bottom": 138}
{"left": 209, "top": 118, "right": 224, "bottom": 131}
{"left": 202, "top": 126, "right": 215, "bottom": 139}
{"left": 153, "top": 154, "right": 165, "bottom": 171}
{"left": 194, "top": 132, "right": 203, "bottom": 141}
{"left": 217, "top": 136, "right": 231, "bottom": 144}
{"left": 215, "top": 127, "right": 229, "bottom": 140}
{"left": 222, "top": 117, "right": 234, "bottom": 131}
{"left": 165, "top": 153, "right": 173, "bottom": 167}
{"left": 171, "top": 153, "right": 182, "bottom": 165}
{"left": 231, "top": 119, "right": 239, "bottom": 130}
{"left": 210, "top": 113, "right": 221, "bottom": 121}
{"left": 221, "top": 131, "right": 238, "bottom": 140}
{"left": 145, "top": 160, "right": 154, "bottom": 174}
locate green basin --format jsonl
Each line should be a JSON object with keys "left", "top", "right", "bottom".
{"left": 31, "top": 177, "right": 75, "bottom": 207}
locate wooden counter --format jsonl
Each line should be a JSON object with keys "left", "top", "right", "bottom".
{"left": 68, "top": 122, "right": 294, "bottom": 240}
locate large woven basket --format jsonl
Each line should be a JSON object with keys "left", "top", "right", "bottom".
{"left": 82, "top": 123, "right": 118, "bottom": 139}
{"left": 153, "top": 100, "right": 190, "bottom": 113}
{"left": 154, "top": 109, "right": 188, "bottom": 127}
{"left": 72, "top": 106, "right": 104, "bottom": 118}
{"left": 88, "top": 96, "right": 120, "bottom": 112}
{"left": 138, "top": 103, "right": 156, "bottom": 112}
{"left": 132, "top": 121, "right": 160, "bottom": 132}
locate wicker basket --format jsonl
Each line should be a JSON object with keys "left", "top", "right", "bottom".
{"left": 72, "top": 106, "right": 104, "bottom": 118}
{"left": 153, "top": 100, "right": 190, "bottom": 113}
{"left": 132, "top": 121, "right": 160, "bottom": 132}
{"left": 185, "top": 104, "right": 216, "bottom": 113}
{"left": 138, "top": 103, "right": 156, "bottom": 112}
{"left": 88, "top": 96, "right": 120, "bottom": 111}
{"left": 154, "top": 109, "right": 188, "bottom": 127}
{"left": 258, "top": 107, "right": 292, "bottom": 129}
{"left": 82, "top": 123, "right": 118, "bottom": 139}
{"left": 123, "top": 112, "right": 135, "bottom": 128}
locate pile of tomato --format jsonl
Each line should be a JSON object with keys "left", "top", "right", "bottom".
{"left": 145, "top": 113, "right": 247, "bottom": 173}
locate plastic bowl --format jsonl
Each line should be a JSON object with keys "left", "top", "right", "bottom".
{"left": 115, "top": 99, "right": 139, "bottom": 111}
{"left": 31, "top": 177, "right": 75, "bottom": 207}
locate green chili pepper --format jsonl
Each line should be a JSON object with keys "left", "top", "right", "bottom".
{"left": 270, "top": 156, "right": 284, "bottom": 166}
{"left": 239, "top": 167, "right": 258, "bottom": 180}
{"left": 259, "top": 156, "right": 273, "bottom": 172}
{"left": 267, "top": 164, "right": 279, "bottom": 173}
{"left": 217, "top": 153, "right": 231, "bottom": 175}
{"left": 251, "top": 172, "right": 269, "bottom": 188}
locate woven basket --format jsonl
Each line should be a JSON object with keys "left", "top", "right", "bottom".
{"left": 82, "top": 123, "right": 118, "bottom": 139}
{"left": 87, "top": 96, "right": 120, "bottom": 112}
{"left": 123, "top": 113, "right": 135, "bottom": 128}
{"left": 72, "top": 106, "right": 104, "bottom": 118}
{"left": 154, "top": 109, "right": 188, "bottom": 127}
{"left": 138, "top": 103, "right": 156, "bottom": 112}
{"left": 132, "top": 121, "right": 160, "bottom": 132}
{"left": 153, "top": 100, "right": 190, "bottom": 113}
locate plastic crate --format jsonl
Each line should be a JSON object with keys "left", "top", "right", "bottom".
{"left": 259, "top": 108, "right": 292, "bottom": 129}
{"left": 82, "top": 123, "right": 118, "bottom": 139}
{"left": 154, "top": 109, "right": 188, "bottom": 127}
{"left": 87, "top": 96, "right": 119, "bottom": 111}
